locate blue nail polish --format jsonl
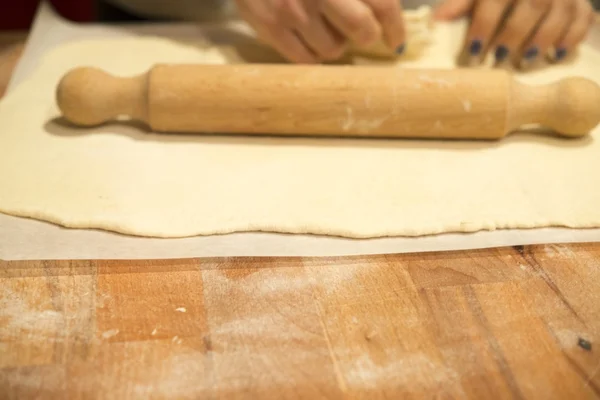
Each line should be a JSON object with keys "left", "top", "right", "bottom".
{"left": 524, "top": 47, "right": 538, "bottom": 60}
{"left": 469, "top": 39, "right": 482, "bottom": 55}
{"left": 495, "top": 45, "right": 509, "bottom": 62}
{"left": 395, "top": 44, "right": 405, "bottom": 55}
{"left": 555, "top": 47, "right": 567, "bottom": 61}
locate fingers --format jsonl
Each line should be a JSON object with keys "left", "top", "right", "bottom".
{"left": 366, "top": 0, "right": 406, "bottom": 51}
{"left": 434, "top": 0, "right": 474, "bottom": 20}
{"left": 554, "top": 0, "right": 594, "bottom": 59}
{"left": 264, "top": 28, "right": 319, "bottom": 64}
{"left": 237, "top": 0, "right": 409, "bottom": 63}
{"left": 466, "top": 0, "right": 593, "bottom": 66}
{"left": 466, "top": 0, "right": 511, "bottom": 59}
{"left": 236, "top": 0, "right": 317, "bottom": 63}
{"left": 296, "top": 15, "right": 347, "bottom": 60}
{"left": 320, "top": 0, "right": 382, "bottom": 46}
{"left": 321, "top": 0, "right": 406, "bottom": 52}
{"left": 237, "top": 0, "right": 594, "bottom": 66}
{"left": 491, "top": 0, "right": 549, "bottom": 63}
{"left": 521, "top": 0, "right": 570, "bottom": 62}
{"left": 277, "top": 0, "right": 311, "bottom": 27}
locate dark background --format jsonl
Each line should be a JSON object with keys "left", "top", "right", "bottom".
{"left": 0, "top": 0, "right": 599, "bottom": 31}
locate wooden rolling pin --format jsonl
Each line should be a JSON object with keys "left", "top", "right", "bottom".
{"left": 56, "top": 65, "right": 600, "bottom": 139}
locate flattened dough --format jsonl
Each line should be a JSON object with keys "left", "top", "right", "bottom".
{"left": 351, "top": 5, "right": 432, "bottom": 58}
{"left": 0, "top": 20, "right": 599, "bottom": 238}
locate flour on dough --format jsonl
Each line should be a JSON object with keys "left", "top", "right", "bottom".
{"left": 351, "top": 5, "right": 433, "bottom": 58}
{"left": 0, "top": 19, "right": 599, "bottom": 238}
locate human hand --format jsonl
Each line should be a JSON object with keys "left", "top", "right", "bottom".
{"left": 235, "top": 0, "right": 406, "bottom": 63}
{"left": 435, "top": 0, "right": 595, "bottom": 63}
{"left": 0, "top": 41, "right": 24, "bottom": 99}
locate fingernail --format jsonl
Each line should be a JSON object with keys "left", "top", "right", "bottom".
{"left": 494, "top": 45, "right": 509, "bottom": 62}
{"left": 555, "top": 47, "right": 567, "bottom": 61}
{"left": 524, "top": 46, "right": 538, "bottom": 61}
{"left": 395, "top": 44, "right": 405, "bottom": 55}
{"left": 469, "top": 39, "right": 482, "bottom": 56}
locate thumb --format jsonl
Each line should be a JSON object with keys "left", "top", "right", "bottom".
{"left": 433, "top": 0, "right": 473, "bottom": 21}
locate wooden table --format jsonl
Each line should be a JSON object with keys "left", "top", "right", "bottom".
{"left": 1, "top": 32, "right": 599, "bottom": 400}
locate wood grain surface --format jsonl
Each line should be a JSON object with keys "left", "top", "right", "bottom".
{"left": 1, "top": 30, "right": 600, "bottom": 399}
{"left": 1, "top": 245, "right": 599, "bottom": 399}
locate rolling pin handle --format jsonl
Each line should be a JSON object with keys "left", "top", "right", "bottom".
{"left": 56, "top": 67, "right": 148, "bottom": 127}
{"left": 547, "top": 77, "right": 600, "bottom": 137}
{"left": 511, "top": 77, "right": 600, "bottom": 138}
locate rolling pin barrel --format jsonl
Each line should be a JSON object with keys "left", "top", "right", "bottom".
{"left": 56, "top": 65, "right": 600, "bottom": 139}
